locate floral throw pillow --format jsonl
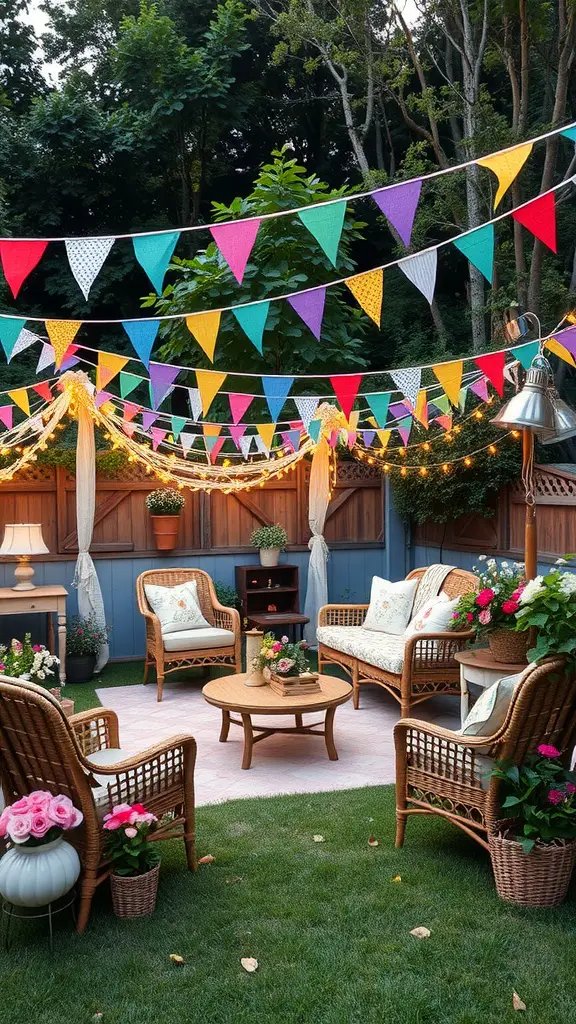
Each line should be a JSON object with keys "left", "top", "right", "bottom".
{"left": 404, "top": 591, "right": 459, "bottom": 638}
{"left": 460, "top": 672, "right": 524, "bottom": 737}
{"left": 362, "top": 576, "right": 418, "bottom": 635}
{"left": 144, "top": 580, "right": 210, "bottom": 635}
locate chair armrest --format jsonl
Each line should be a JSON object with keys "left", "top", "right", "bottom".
{"left": 394, "top": 718, "right": 499, "bottom": 787}
{"left": 394, "top": 717, "right": 497, "bottom": 749}
{"left": 69, "top": 708, "right": 120, "bottom": 754}
{"left": 318, "top": 604, "right": 369, "bottom": 627}
{"left": 404, "top": 629, "right": 475, "bottom": 668}
{"left": 213, "top": 602, "right": 241, "bottom": 634}
{"left": 85, "top": 732, "right": 196, "bottom": 774}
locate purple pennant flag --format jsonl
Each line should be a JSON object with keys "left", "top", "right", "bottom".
{"left": 372, "top": 179, "right": 422, "bottom": 247}
{"left": 287, "top": 287, "right": 327, "bottom": 341}
{"left": 281, "top": 428, "right": 301, "bottom": 453}
{"left": 555, "top": 325, "right": 576, "bottom": 359}
{"left": 142, "top": 411, "right": 157, "bottom": 431}
{"left": 362, "top": 430, "right": 376, "bottom": 447}
{"left": 470, "top": 377, "right": 489, "bottom": 402}
{"left": 149, "top": 361, "right": 180, "bottom": 410}
{"left": 95, "top": 391, "right": 113, "bottom": 408}
{"left": 389, "top": 401, "right": 410, "bottom": 420}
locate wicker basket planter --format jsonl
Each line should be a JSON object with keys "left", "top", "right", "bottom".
{"left": 110, "top": 863, "right": 160, "bottom": 919}
{"left": 489, "top": 827, "right": 576, "bottom": 907}
{"left": 488, "top": 628, "right": 529, "bottom": 665}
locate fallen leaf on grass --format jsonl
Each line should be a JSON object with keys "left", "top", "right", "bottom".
{"left": 391, "top": 875, "right": 402, "bottom": 882}
{"left": 409, "top": 927, "right": 431, "bottom": 939}
{"left": 169, "top": 954, "right": 185, "bottom": 965}
{"left": 513, "top": 992, "right": 526, "bottom": 1011}
{"left": 198, "top": 854, "right": 215, "bottom": 865}
{"left": 225, "top": 876, "right": 243, "bottom": 885}
{"left": 312, "top": 835, "right": 325, "bottom": 843}
{"left": 368, "top": 836, "right": 379, "bottom": 847}
{"left": 241, "top": 958, "right": 258, "bottom": 973}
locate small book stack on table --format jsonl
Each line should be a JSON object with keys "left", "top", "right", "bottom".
{"left": 269, "top": 672, "right": 322, "bottom": 697}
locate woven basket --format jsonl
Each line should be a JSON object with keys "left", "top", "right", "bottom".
{"left": 489, "top": 827, "right": 576, "bottom": 907}
{"left": 488, "top": 628, "right": 529, "bottom": 665}
{"left": 110, "top": 862, "right": 160, "bottom": 919}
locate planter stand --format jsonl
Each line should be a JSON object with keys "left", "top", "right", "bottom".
{"left": 2, "top": 890, "right": 77, "bottom": 951}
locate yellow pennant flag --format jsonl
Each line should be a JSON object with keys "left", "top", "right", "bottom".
{"left": 195, "top": 369, "right": 226, "bottom": 416}
{"left": 257, "top": 423, "right": 276, "bottom": 452}
{"left": 348, "top": 409, "right": 360, "bottom": 431}
{"left": 96, "top": 352, "right": 129, "bottom": 392}
{"left": 186, "top": 311, "right": 221, "bottom": 363}
{"left": 413, "top": 389, "right": 429, "bottom": 428}
{"left": 432, "top": 360, "right": 464, "bottom": 407}
{"left": 203, "top": 423, "right": 221, "bottom": 437}
{"left": 45, "top": 320, "right": 82, "bottom": 370}
{"left": 545, "top": 338, "right": 576, "bottom": 367}
{"left": 477, "top": 142, "right": 533, "bottom": 209}
{"left": 8, "top": 388, "right": 30, "bottom": 416}
{"left": 377, "top": 429, "right": 391, "bottom": 450}
{"left": 346, "top": 269, "right": 383, "bottom": 326}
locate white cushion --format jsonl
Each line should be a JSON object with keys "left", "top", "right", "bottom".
{"left": 362, "top": 576, "right": 418, "bottom": 635}
{"left": 144, "top": 579, "right": 209, "bottom": 635}
{"left": 87, "top": 748, "right": 165, "bottom": 819}
{"left": 163, "top": 626, "right": 235, "bottom": 653}
{"left": 404, "top": 591, "right": 459, "bottom": 638}
{"left": 460, "top": 671, "right": 524, "bottom": 738}
{"left": 317, "top": 625, "right": 405, "bottom": 674}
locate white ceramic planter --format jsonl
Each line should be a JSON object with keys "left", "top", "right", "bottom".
{"left": 0, "top": 837, "right": 81, "bottom": 907}
{"left": 259, "top": 547, "right": 281, "bottom": 567}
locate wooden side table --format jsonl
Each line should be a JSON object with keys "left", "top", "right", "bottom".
{"left": 0, "top": 586, "right": 68, "bottom": 685}
{"left": 455, "top": 649, "right": 528, "bottom": 727}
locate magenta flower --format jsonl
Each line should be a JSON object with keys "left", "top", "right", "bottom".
{"left": 476, "top": 588, "right": 495, "bottom": 608}
{"left": 567, "top": 783, "right": 576, "bottom": 795}
{"left": 538, "top": 744, "right": 561, "bottom": 759}
{"left": 32, "top": 644, "right": 43, "bottom": 653}
{"left": 478, "top": 608, "right": 492, "bottom": 625}
{"left": 548, "top": 789, "right": 565, "bottom": 805}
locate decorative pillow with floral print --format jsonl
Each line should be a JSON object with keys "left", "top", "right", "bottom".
{"left": 404, "top": 592, "right": 459, "bottom": 638}
{"left": 144, "top": 580, "right": 210, "bottom": 635}
{"left": 362, "top": 577, "right": 418, "bottom": 635}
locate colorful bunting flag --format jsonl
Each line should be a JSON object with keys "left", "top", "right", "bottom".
{"left": 45, "top": 320, "right": 82, "bottom": 370}
{"left": 512, "top": 192, "right": 557, "bottom": 252}
{"left": 478, "top": 142, "right": 533, "bottom": 209}
{"left": 0, "top": 317, "right": 27, "bottom": 361}
{"left": 36, "top": 343, "right": 54, "bottom": 374}
{"left": 33, "top": 382, "right": 52, "bottom": 403}
{"left": 345, "top": 269, "right": 383, "bottom": 326}
{"left": 7, "top": 388, "right": 30, "bottom": 416}
{"left": 298, "top": 200, "right": 346, "bottom": 267}
{"left": 458, "top": 386, "right": 468, "bottom": 413}
{"left": 95, "top": 390, "right": 114, "bottom": 410}
{"left": 0, "top": 240, "right": 48, "bottom": 298}
{"left": 553, "top": 327, "right": 576, "bottom": 360}
{"left": 229, "top": 393, "right": 253, "bottom": 425}
{"left": 180, "top": 432, "right": 196, "bottom": 454}
{"left": 346, "top": 430, "right": 357, "bottom": 449}
{"left": 398, "top": 250, "right": 437, "bottom": 305}
{"left": 293, "top": 396, "right": 320, "bottom": 431}
{"left": 10, "top": 327, "right": 41, "bottom": 362}
{"left": 0, "top": 406, "right": 13, "bottom": 430}
{"left": 132, "top": 231, "right": 180, "bottom": 294}
{"left": 186, "top": 311, "right": 221, "bottom": 362}
{"left": 432, "top": 360, "right": 464, "bottom": 406}
{"left": 411, "top": 389, "right": 429, "bottom": 428}
{"left": 59, "top": 347, "right": 81, "bottom": 373}
{"left": 96, "top": 352, "right": 129, "bottom": 392}
{"left": 390, "top": 367, "right": 421, "bottom": 409}
{"left": 287, "top": 287, "right": 326, "bottom": 340}
{"left": 149, "top": 362, "right": 180, "bottom": 410}
{"left": 122, "top": 422, "right": 137, "bottom": 438}
{"left": 435, "top": 413, "right": 453, "bottom": 432}
{"left": 256, "top": 423, "right": 276, "bottom": 453}
{"left": 150, "top": 427, "right": 167, "bottom": 451}
{"left": 281, "top": 429, "right": 301, "bottom": 452}
{"left": 119, "top": 372, "right": 143, "bottom": 399}
{"left": 308, "top": 419, "right": 322, "bottom": 444}
{"left": 210, "top": 219, "right": 261, "bottom": 285}
{"left": 65, "top": 237, "right": 115, "bottom": 300}
{"left": 122, "top": 320, "right": 160, "bottom": 368}
{"left": 511, "top": 341, "right": 539, "bottom": 370}
{"left": 142, "top": 411, "right": 156, "bottom": 431}
{"left": 187, "top": 387, "right": 202, "bottom": 421}
{"left": 229, "top": 424, "right": 246, "bottom": 450}
{"left": 122, "top": 402, "right": 141, "bottom": 423}
{"left": 469, "top": 377, "right": 489, "bottom": 401}
{"left": 362, "top": 429, "right": 376, "bottom": 447}
{"left": 396, "top": 415, "right": 412, "bottom": 445}
{"left": 196, "top": 369, "right": 226, "bottom": 416}
{"left": 262, "top": 376, "right": 294, "bottom": 421}
{"left": 389, "top": 401, "right": 410, "bottom": 420}
{"left": 240, "top": 434, "right": 255, "bottom": 459}
{"left": 453, "top": 224, "right": 495, "bottom": 283}
{"left": 377, "top": 429, "right": 391, "bottom": 450}
{"left": 208, "top": 437, "right": 226, "bottom": 464}
{"left": 367, "top": 392, "right": 391, "bottom": 428}
{"left": 171, "top": 416, "right": 188, "bottom": 440}
{"left": 372, "top": 179, "right": 422, "bottom": 247}
{"left": 545, "top": 338, "right": 576, "bottom": 367}
{"left": 233, "top": 301, "right": 270, "bottom": 354}
{"left": 429, "top": 393, "right": 451, "bottom": 415}
{"left": 475, "top": 351, "right": 506, "bottom": 396}
{"left": 330, "top": 373, "right": 362, "bottom": 420}
{"left": 562, "top": 127, "right": 576, "bottom": 143}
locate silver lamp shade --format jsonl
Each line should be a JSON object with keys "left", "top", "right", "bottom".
{"left": 490, "top": 356, "right": 556, "bottom": 437}
{"left": 540, "top": 397, "right": 576, "bottom": 445}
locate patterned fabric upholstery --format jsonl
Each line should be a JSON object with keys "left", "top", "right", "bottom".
{"left": 316, "top": 625, "right": 405, "bottom": 674}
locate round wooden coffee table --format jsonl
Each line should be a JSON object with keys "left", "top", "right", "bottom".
{"left": 202, "top": 673, "right": 352, "bottom": 769}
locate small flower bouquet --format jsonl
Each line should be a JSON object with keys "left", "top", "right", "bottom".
{"left": 254, "top": 631, "right": 310, "bottom": 678}
{"left": 0, "top": 634, "right": 60, "bottom": 685}
{"left": 451, "top": 557, "right": 528, "bottom": 662}
{"left": 103, "top": 802, "right": 161, "bottom": 918}
{"left": 67, "top": 615, "right": 109, "bottom": 658}
{"left": 0, "top": 791, "right": 83, "bottom": 847}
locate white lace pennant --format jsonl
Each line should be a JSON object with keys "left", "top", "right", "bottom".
{"left": 10, "top": 327, "right": 42, "bottom": 362}
{"left": 293, "top": 396, "right": 320, "bottom": 431}
{"left": 188, "top": 387, "right": 202, "bottom": 421}
{"left": 254, "top": 435, "right": 270, "bottom": 457}
{"left": 398, "top": 249, "right": 437, "bottom": 305}
{"left": 36, "top": 343, "right": 55, "bottom": 373}
{"left": 239, "top": 434, "right": 255, "bottom": 459}
{"left": 65, "top": 237, "right": 115, "bottom": 301}
{"left": 390, "top": 367, "right": 422, "bottom": 409}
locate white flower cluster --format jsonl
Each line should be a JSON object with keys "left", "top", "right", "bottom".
{"left": 559, "top": 573, "right": 576, "bottom": 597}
{"left": 518, "top": 576, "right": 545, "bottom": 605}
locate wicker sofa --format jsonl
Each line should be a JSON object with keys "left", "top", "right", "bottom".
{"left": 318, "top": 566, "right": 477, "bottom": 718}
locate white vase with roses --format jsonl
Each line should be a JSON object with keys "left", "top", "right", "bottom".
{"left": 0, "top": 791, "right": 83, "bottom": 907}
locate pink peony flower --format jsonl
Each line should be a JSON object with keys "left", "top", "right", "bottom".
{"left": 567, "top": 783, "right": 576, "bottom": 795}
{"left": 502, "top": 600, "right": 519, "bottom": 615}
{"left": 548, "top": 789, "right": 565, "bottom": 805}
{"left": 277, "top": 657, "right": 294, "bottom": 673}
{"left": 538, "top": 744, "right": 561, "bottom": 759}
{"left": 32, "top": 645, "right": 43, "bottom": 653}
{"left": 475, "top": 588, "right": 495, "bottom": 608}
{"left": 281, "top": 636, "right": 289, "bottom": 644}
{"left": 478, "top": 608, "right": 492, "bottom": 625}
{"left": 272, "top": 642, "right": 283, "bottom": 653}
{"left": 30, "top": 812, "right": 52, "bottom": 839}
{"left": 28, "top": 790, "right": 53, "bottom": 813}
{"left": 124, "top": 827, "right": 138, "bottom": 839}
{"left": 7, "top": 813, "right": 33, "bottom": 843}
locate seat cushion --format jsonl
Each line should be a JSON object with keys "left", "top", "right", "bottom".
{"left": 363, "top": 576, "right": 418, "bottom": 635}
{"left": 317, "top": 625, "right": 405, "bottom": 675}
{"left": 144, "top": 579, "right": 209, "bottom": 635}
{"left": 87, "top": 748, "right": 166, "bottom": 818}
{"left": 163, "top": 626, "right": 235, "bottom": 653}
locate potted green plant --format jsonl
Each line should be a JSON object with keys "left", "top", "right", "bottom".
{"left": 250, "top": 524, "right": 288, "bottom": 567}
{"left": 451, "top": 556, "right": 528, "bottom": 664}
{"left": 0, "top": 634, "right": 60, "bottom": 684}
{"left": 146, "top": 488, "right": 185, "bottom": 551}
{"left": 514, "top": 555, "right": 576, "bottom": 662}
{"left": 66, "top": 615, "right": 109, "bottom": 683}
{"left": 103, "top": 802, "right": 161, "bottom": 919}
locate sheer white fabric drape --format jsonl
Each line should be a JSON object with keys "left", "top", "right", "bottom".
{"left": 73, "top": 398, "right": 109, "bottom": 670}
{"left": 304, "top": 436, "right": 330, "bottom": 648}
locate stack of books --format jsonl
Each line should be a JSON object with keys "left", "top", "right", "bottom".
{"left": 269, "top": 672, "right": 322, "bottom": 697}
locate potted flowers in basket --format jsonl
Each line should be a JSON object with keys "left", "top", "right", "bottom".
{"left": 66, "top": 615, "right": 109, "bottom": 684}
{"left": 514, "top": 555, "right": 576, "bottom": 662}
{"left": 0, "top": 634, "right": 60, "bottom": 684}
{"left": 250, "top": 524, "right": 288, "bottom": 567}
{"left": 103, "top": 802, "right": 160, "bottom": 919}
{"left": 451, "top": 557, "right": 528, "bottom": 664}
{"left": 0, "top": 791, "right": 83, "bottom": 907}
{"left": 146, "top": 487, "right": 185, "bottom": 551}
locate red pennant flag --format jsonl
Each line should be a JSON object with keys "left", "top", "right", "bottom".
{"left": 33, "top": 382, "right": 53, "bottom": 403}
{"left": 474, "top": 352, "right": 506, "bottom": 397}
{"left": 209, "top": 437, "right": 226, "bottom": 464}
{"left": 512, "top": 192, "right": 557, "bottom": 252}
{"left": 123, "top": 402, "right": 141, "bottom": 422}
{"left": 0, "top": 241, "right": 49, "bottom": 298}
{"left": 435, "top": 413, "right": 453, "bottom": 432}
{"left": 330, "top": 374, "right": 363, "bottom": 420}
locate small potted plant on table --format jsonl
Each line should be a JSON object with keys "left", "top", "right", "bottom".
{"left": 66, "top": 615, "right": 109, "bottom": 684}
{"left": 0, "top": 634, "right": 60, "bottom": 684}
{"left": 146, "top": 487, "right": 185, "bottom": 551}
{"left": 103, "top": 802, "right": 161, "bottom": 919}
{"left": 451, "top": 556, "right": 528, "bottom": 664}
{"left": 250, "top": 524, "right": 288, "bottom": 567}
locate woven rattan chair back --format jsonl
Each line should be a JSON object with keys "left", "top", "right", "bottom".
{"left": 495, "top": 657, "right": 576, "bottom": 764}
{"left": 136, "top": 568, "right": 217, "bottom": 625}
{"left": 406, "top": 566, "right": 478, "bottom": 601}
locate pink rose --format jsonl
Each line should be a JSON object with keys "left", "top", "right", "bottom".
{"left": 124, "top": 826, "right": 138, "bottom": 839}
{"left": 502, "top": 600, "right": 519, "bottom": 615}
{"left": 478, "top": 608, "right": 492, "bottom": 625}
{"left": 281, "top": 635, "right": 289, "bottom": 644}
{"left": 28, "top": 791, "right": 53, "bottom": 813}
{"left": 7, "top": 813, "right": 33, "bottom": 844}
{"left": 130, "top": 810, "right": 156, "bottom": 825}
{"left": 466, "top": 612, "right": 474, "bottom": 622}
{"left": 49, "top": 794, "right": 82, "bottom": 830}
{"left": 32, "top": 645, "right": 43, "bottom": 653}
{"left": 475, "top": 588, "right": 495, "bottom": 608}
{"left": 30, "top": 812, "right": 52, "bottom": 839}
{"left": 548, "top": 789, "right": 565, "bottom": 805}
{"left": 9, "top": 796, "right": 31, "bottom": 815}
{"left": 272, "top": 642, "right": 283, "bottom": 653}
{"left": 538, "top": 744, "right": 561, "bottom": 759}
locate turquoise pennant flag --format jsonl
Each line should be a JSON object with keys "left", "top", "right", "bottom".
{"left": 453, "top": 223, "right": 494, "bottom": 283}
{"left": 132, "top": 231, "right": 180, "bottom": 294}
{"left": 298, "top": 200, "right": 346, "bottom": 267}
{"left": 308, "top": 419, "right": 322, "bottom": 443}
{"left": 367, "top": 392, "right": 391, "bottom": 428}
{"left": 119, "top": 372, "right": 143, "bottom": 399}
{"left": 562, "top": 127, "right": 576, "bottom": 142}
{"left": 122, "top": 319, "right": 160, "bottom": 368}
{"left": 171, "top": 415, "right": 188, "bottom": 440}
{"left": 262, "top": 376, "right": 294, "bottom": 421}
{"left": 511, "top": 340, "right": 539, "bottom": 370}
{"left": 0, "top": 316, "right": 26, "bottom": 361}
{"left": 233, "top": 301, "right": 270, "bottom": 354}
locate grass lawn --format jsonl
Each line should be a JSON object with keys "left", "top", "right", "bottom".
{"left": 2, "top": 784, "right": 576, "bottom": 1023}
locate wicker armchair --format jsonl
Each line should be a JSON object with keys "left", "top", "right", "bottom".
{"left": 136, "top": 568, "right": 241, "bottom": 701}
{"left": 0, "top": 675, "right": 197, "bottom": 932}
{"left": 318, "top": 567, "right": 477, "bottom": 718}
{"left": 395, "top": 657, "right": 576, "bottom": 850}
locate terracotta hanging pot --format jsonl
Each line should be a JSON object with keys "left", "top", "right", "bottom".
{"left": 150, "top": 515, "right": 180, "bottom": 552}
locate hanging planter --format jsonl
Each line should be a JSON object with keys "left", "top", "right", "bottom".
{"left": 146, "top": 489, "right": 185, "bottom": 552}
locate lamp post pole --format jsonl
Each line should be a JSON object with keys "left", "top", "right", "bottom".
{"left": 522, "top": 426, "right": 537, "bottom": 581}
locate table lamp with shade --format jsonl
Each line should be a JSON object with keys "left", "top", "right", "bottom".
{"left": 0, "top": 524, "right": 49, "bottom": 590}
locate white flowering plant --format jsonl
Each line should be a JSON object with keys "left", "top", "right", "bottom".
{"left": 145, "top": 488, "right": 185, "bottom": 516}
{"left": 516, "top": 555, "right": 576, "bottom": 664}
{"left": 450, "top": 557, "right": 525, "bottom": 636}
{"left": 0, "top": 634, "right": 60, "bottom": 684}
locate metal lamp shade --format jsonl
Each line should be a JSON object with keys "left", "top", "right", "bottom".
{"left": 540, "top": 397, "right": 576, "bottom": 445}
{"left": 490, "top": 360, "right": 556, "bottom": 436}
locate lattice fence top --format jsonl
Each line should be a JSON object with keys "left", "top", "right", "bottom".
{"left": 511, "top": 465, "right": 576, "bottom": 502}
{"left": 12, "top": 464, "right": 55, "bottom": 484}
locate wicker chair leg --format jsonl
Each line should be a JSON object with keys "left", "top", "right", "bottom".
{"left": 157, "top": 671, "right": 164, "bottom": 703}
{"left": 184, "top": 818, "right": 197, "bottom": 872}
{"left": 143, "top": 658, "right": 149, "bottom": 684}
{"left": 352, "top": 662, "right": 360, "bottom": 710}
{"left": 401, "top": 700, "right": 411, "bottom": 719}
{"left": 76, "top": 871, "right": 97, "bottom": 933}
{"left": 395, "top": 812, "right": 407, "bottom": 848}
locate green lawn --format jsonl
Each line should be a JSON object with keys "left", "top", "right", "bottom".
{"left": 2, "top": 785, "right": 576, "bottom": 1023}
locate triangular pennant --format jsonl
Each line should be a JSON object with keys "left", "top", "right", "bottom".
{"left": 511, "top": 341, "right": 539, "bottom": 370}
{"left": 33, "top": 382, "right": 52, "bottom": 403}
{"left": 97, "top": 352, "right": 129, "bottom": 392}
{"left": 281, "top": 428, "right": 301, "bottom": 452}
{"left": 188, "top": 387, "right": 202, "bottom": 421}
{"left": 396, "top": 415, "right": 412, "bottom": 445}
{"left": 233, "top": 301, "right": 270, "bottom": 354}
{"left": 119, "top": 372, "right": 143, "bottom": 399}
{"left": 186, "top": 311, "right": 221, "bottom": 362}
{"left": 45, "top": 320, "right": 82, "bottom": 369}
{"left": 142, "top": 411, "right": 157, "bottom": 431}
{"left": 545, "top": 338, "right": 576, "bottom": 367}
{"left": 348, "top": 409, "right": 360, "bottom": 432}
{"left": 0, "top": 317, "right": 27, "bottom": 361}
{"left": 512, "top": 192, "right": 557, "bottom": 252}
{"left": 262, "top": 376, "right": 294, "bottom": 421}
{"left": 475, "top": 352, "right": 506, "bottom": 396}
{"left": 256, "top": 423, "right": 276, "bottom": 453}
{"left": 132, "top": 231, "right": 180, "bottom": 293}
{"left": 398, "top": 250, "right": 437, "bottom": 305}
{"left": 255, "top": 436, "right": 270, "bottom": 456}
{"left": 411, "top": 389, "right": 429, "bottom": 428}
{"left": 377, "top": 429, "right": 391, "bottom": 450}
{"left": 208, "top": 437, "right": 226, "bottom": 464}
{"left": 65, "top": 237, "right": 115, "bottom": 300}
{"left": 432, "top": 360, "right": 464, "bottom": 407}
{"left": 0, "top": 240, "right": 48, "bottom": 298}
{"left": 229, "top": 393, "right": 253, "bottom": 425}
{"left": 308, "top": 419, "right": 322, "bottom": 444}
{"left": 362, "top": 429, "right": 376, "bottom": 447}
{"left": 298, "top": 200, "right": 346, "bottom": 267}
{"left": 122, "top": 402, "right": 141, "bottom": 423}
{"left": 330, "top": 373, "right": 362, "bottom": 420}
{"left": 287, "top": 287, "right": 327, "bottom": 340}
{"left": 390, "top": 367, "right": 421, "bottom": 409}
{"left": 345, "top": 269, "right": 383, "bottom": 326}
{"left": 367, "top": 392, "right": 391, "bottom": 428}
{"left": 9, "top": 327, "right": 39, "bottom": 362}
{"left": 453, "top": 224, "right": 494, "bottom": 283}
{"left": 562, "top": 127, "right": 576, "bottom": 142}
{"left": 149, "top": 362, "right": 180, "bottom": 410}
{"left": 429, "top": 393, "right": 451, "bottom": 415}
{"left": 389, "top": 401, "right": 409, "bottom": 420}
{"left": 196, "top": 369, "right": 226, "bottom": 416}
{"left": 0, "top": 406, "right": 13, "bottom": 430}
{"left": 36, "top": 343, "right": 55, "bottom": 374}
{"left": 229, "top": 424, "right": 247, "bottom": 450}
{"left": 346, "top": 431, "right": 357, "bottom": 449}
{"left": 209, "top": 219, "right": 261, "bottom": 284}
{"left": 203, "top": 423, "right": 221, "bottom": 438}
{"left": 150, "top": 427, "right": 168, "bottom": 451}
{"left": 435, "top": 413, "right": 453, "bottom": 432}
{"left": 478, "top": 142, "right": 533, "bottom": 209}
{"left": 180, "top": 432, "right": 196, "bottom": 455}
{"left": 95, "top": 390, "right": 114, "bottom": 409}
{"left": 122, "top": 320, "right": 160, "bottom": 368}
{"left": 60, "top": 348, "right": 80, "bottom": 373}
{"left": 328, "top": 429, "right": 339, "bottom": 449}
{"left": 7, "top": 388, "right": 30, "bottom": 416}
{"left": 551, "top": 327, "right": 576, "bottom": 360}
{"left": 122, "top": 422, "right": 137, "bottom": 438}
{"left": 372, "top": 179, "right": 422, "bottom": 247}
{"left": 458, "top": 386, "right": 468, "bottom": 413}
{"left": 171, "top": 416, "right": 188, "bottom": 440}
{"left": 469, "top": 377, "right": 489, "bottom": 401}
{"left": 239, "top": 434, "right": 255, "bottom": 459}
